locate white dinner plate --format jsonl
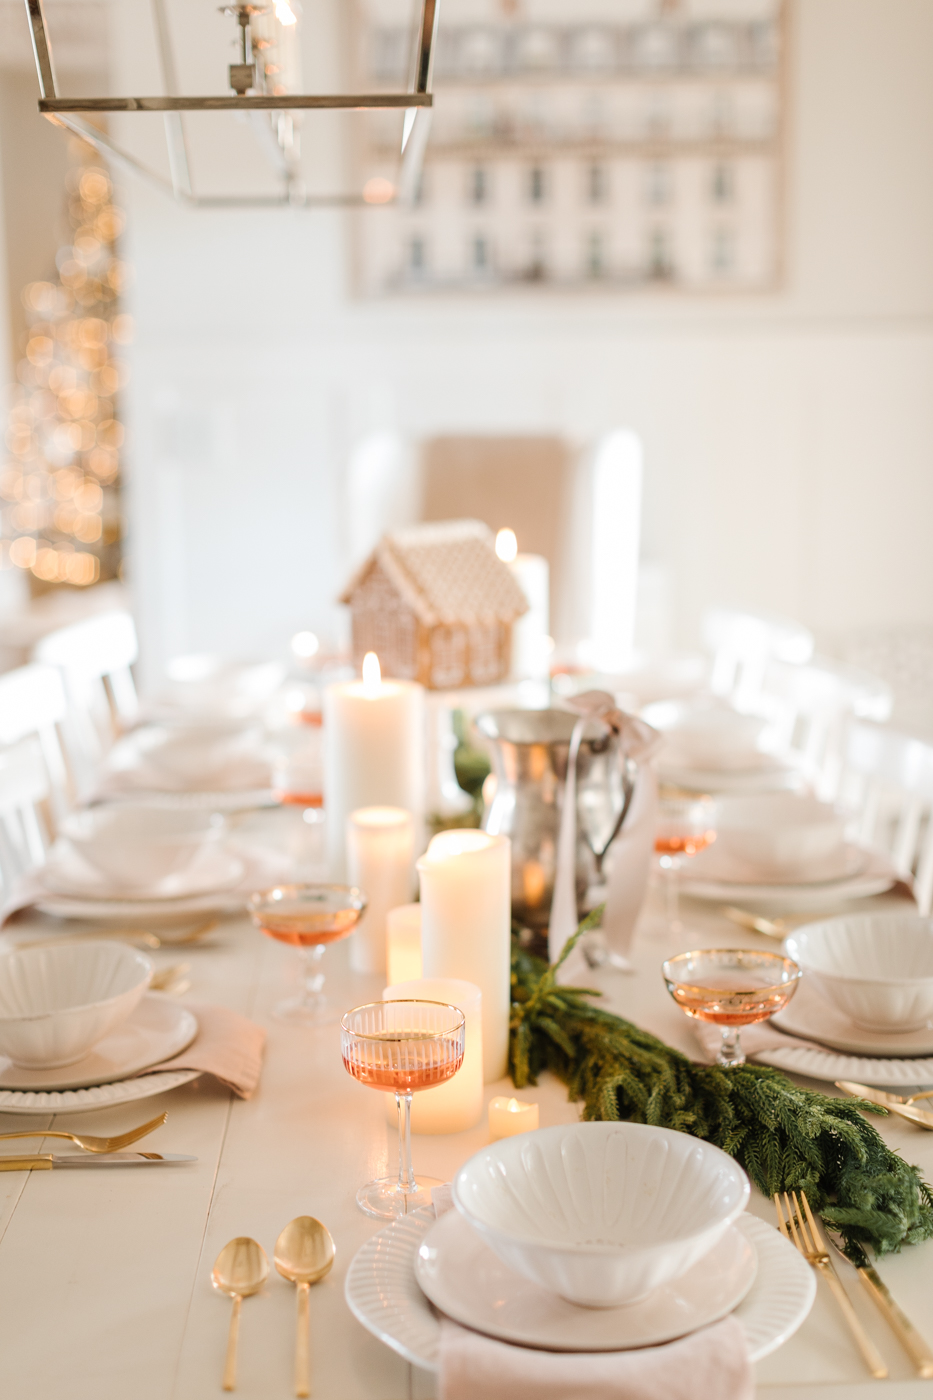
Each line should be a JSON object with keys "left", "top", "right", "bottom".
{"left": 680, "top": 845, "right": 897, "bottom": 910}
{"left": 344, "top": 1210, "right": 815, "bottom": 1370}
{"left": 659, "top": 759, "right": 802, "bottom": 796}
{"left": 0, "top": 1068, "right": 201, "bottom": 1116}
{"left": 0, "top": 996, "right": 198, "bottom": 1092}
{"left": 414, "top": 1209, "right": 756, "bottom": 1352}
{"left": 751, "top": 1039, "right": 933, "bottom": 1087}
{"left": 40, "top": 844, "right": 245, "bottom": 902}
{"left": 773, "top": 976, "right": 933, "bottom": 1058}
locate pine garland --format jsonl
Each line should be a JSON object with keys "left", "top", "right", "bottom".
{"left": 509, "top": 912, "right": 933, "bottom": 1263}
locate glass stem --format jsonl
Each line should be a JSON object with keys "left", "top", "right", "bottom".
{"left": 395, "top": 1091, "right": 416, "bottom": 1197}
{"left": 298, "top": 944, "right": 326, "bottom": 1007}
{"left": 663, "top": 855, "right": 682, "bottom": 932}
{"left": 718, "top": 1027, "right": 745, "bottom": 1067}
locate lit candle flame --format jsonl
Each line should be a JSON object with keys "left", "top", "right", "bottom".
{"left": 507, "top": 1098, "right": 521, "bottom": 1113}
{"left": 362, "top": 651, "right": 382, "bottom": 694}
{"left": 495, "top": 528, "right": 517, "bottom": 563}
{"left": 274, "top": 0, "right": 297, "bottom": 24}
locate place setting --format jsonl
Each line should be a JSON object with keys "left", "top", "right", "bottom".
{"left": 642, "top": 699, "right": 804, "bottom": 796}
{"left": 96, "top": 714, "right": 276, "bottom": 810}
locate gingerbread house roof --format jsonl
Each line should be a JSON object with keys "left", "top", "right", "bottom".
{"left": 339, "top": 520, "right": 530, "bottom": 628}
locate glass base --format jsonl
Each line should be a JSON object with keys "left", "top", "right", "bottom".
{"left": 355, "top": 1175, "right": 444, "bottom": 1220}
{"left": 273, "top": 995, "right": 338, "bottom": 1025}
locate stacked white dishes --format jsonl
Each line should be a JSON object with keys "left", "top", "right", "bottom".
{"left": 0, "top": 942, "right": 199, "bottom": 1106}
{"left": 681, "top": 792, "right": 896, "bottom": 910}
{"left": 345, "top": 1121, "right": 816, "bottom": 1366}
{"left": 37, "top": 803, "right": 244, "bottom": 921}
{"left": 644, "top": 699, "right": 798, "bottom": 795}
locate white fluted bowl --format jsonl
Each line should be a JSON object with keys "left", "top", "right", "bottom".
{"left": 784, "top": 915, "right": 933, "bottom": 1032}
{"left": 62, "top": 804, "right": 225, "bottom": 889}
{"left": 715, "top": 794, "right": 847, "bottom": 879}
{"left": 0, "top": 942, "right": 152, "bottom": 1068}
{"left": 453, "top": 1122, "right": 750, "bottom": 1307}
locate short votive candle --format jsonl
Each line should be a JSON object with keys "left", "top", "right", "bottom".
{"left": 489, "top": 1096, "right": 539, "bottom": 1140}
{"left": 386, "top": 903, "right": 423, "bottom": 985}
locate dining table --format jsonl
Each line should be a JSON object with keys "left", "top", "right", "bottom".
{"left": 1, "top": 877, "right": 931, "bottom": 1400}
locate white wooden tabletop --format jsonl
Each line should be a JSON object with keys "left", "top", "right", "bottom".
{"left": 1, "top": 887, "right": 932, "bottom": 1400}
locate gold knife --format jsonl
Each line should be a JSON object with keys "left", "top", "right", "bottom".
{"left": 855, "top": 1261, "right": 933, "bottom": 1378}
{"left": 835, "top": 1081, "right": 933, "bottom": 1130}
{"left": 0, "top": 1152, "right": 196, "bottom": 1171}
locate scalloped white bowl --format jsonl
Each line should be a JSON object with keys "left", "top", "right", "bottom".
{"left": 61, "top": 804, "right": 225, "bottom": 889}
{"left": 784, "top": 915, "right": 933, "bottom": 1032}
{"left": 0, "top": 942, "right": 152, "bottom": 1068}
{"left": 453, "top": 1122, "right": 750, "bottom": 1307}
{"left": 714, "top": 794, "right": 847, "bottom": 879}
{"left": 137, "top": 719, "right": 262, "bottom": 784}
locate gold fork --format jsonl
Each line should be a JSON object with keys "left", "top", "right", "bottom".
{"left": 774, "top": 1189, "right": 888, "bottom": 1378}
{"left": 0, "top": 1111, "right": 167, "bottom": 1155}
{"left": 150, "top": 963, "right": 191, "bottom": 995}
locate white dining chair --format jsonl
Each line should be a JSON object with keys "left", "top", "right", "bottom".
{"left": 0, "top": 663, "right": 72, "bottom": 824}
{"left": 32, "top": 610, "right": 139, "bottom": 798}
{"left": 838, "top": 720, "right": 933, "bottom": 916}
{"left": 0, "top": 738, "right": 53, "bottom": 899}
{"left": 751, "top": 657, "right": 894, "bottom": 799}
{"left": 702, "top": 608, "right": 814, "bottom": 710}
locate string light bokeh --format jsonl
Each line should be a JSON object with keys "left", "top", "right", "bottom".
{"left": 0, "top": 148, "right": 129, "bottom": 589}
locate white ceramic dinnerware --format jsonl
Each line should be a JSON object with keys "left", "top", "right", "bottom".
{"left": 712, "top": 794, "right": 847, "bottom": 880}
{"left": 135, "top": 718, "right": 263, "bottom": 786}
{"left": 345, "top": 1208, "right": 816, "bottom": 1369}
{"left": 61, "top": 804, "right": 225, "bottom": 889}
{"left": 0, "top": 941, "right": 152, "bottom": 1068}
{"left": 643, "top": 699, "right": 769, "bottom": 771}
{"left": 784, "top": 914, "right": 933, "bottom": 1032}
{"left": 452, "top": 1122, "right": 750, "bottom": 1307}
{"left": 415, "top": 1207, "right": 757, "bottom": 1350}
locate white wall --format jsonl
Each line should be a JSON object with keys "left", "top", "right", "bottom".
{"left": 113, "top": 0, "right": 933, "bottom": 686}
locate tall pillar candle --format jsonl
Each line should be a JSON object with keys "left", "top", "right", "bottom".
{"left": 509, "top": 554, "right": 550, "bottom": 682}
{"left": 386, "top": 903, "right": 423, "bottom": 985}
{"left": 323, "top": 653, "right": 425, "bottom": 881}
{"left": 346, "top": 807, "right": 415, "bottom": 975}
{"left": 417, "top": 830, "right": 511, "bottom": 1082}
{"left": 383, "top": 978, "right": 484, "bottom": 1134}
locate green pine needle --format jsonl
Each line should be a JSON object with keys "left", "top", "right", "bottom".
{"left": 509, "top": 914, "right": 933, "bottom": 1263}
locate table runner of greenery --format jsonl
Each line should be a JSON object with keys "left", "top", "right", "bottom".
{"left": 509, "top": 912, "right": 933, "bottom": 1263}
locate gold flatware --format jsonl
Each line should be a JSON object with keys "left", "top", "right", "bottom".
{"left": 721, "top": 906, "right": 817, "bottom": 940}
{"left": 0, "top": 1151, "right": 195, "bottom": 1170}
{"left": 150, "top": 962, "right": 192, "bottom": 995}
{"left": 774, "top": 1189, "right": 887, "bottom": 1378}
{"left": 824, "top": 1235, "right": 933, "bottom": 1378}
{"left": 212, "top": 1237, "right": 269, "bottom": 1392}
{"left": 274, "top": 1216, "right": 336, "bottom": 1398}
{"left": 17, "top": 919, "right": 218, "bottom": 952}
{"left": 835, "top": 1081, "right": 933, "bottom": 1130}
{"left": 0, "top": 1111, "right": 167, "bottom": 1154}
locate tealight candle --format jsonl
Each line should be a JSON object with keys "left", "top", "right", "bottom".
{"left": 323, "top": 653, "right": 425, "bottom": 881}
{"left": 346, "top": 807, "right": 415, "bottom": 975}
{"left": 417, "top": 830, "right": 511, "bottom": 1082}
{"left": 489, "top": 1096, "right": 539, "bottom": 1140}
{"left": 386, "top": 903, "right": 423, "bottom": 985}
{"left": 383, "top": 978, "right": 484, "bottom": 1134}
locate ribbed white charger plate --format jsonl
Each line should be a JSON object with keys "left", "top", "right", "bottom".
{"left": 0, "top": 1069, "right": 200, "bottom": 1116}
{"left": 344, "top": 1210, "right": 815, "bottom": 1370}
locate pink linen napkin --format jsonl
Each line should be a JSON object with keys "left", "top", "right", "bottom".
{"left": 429, "top": 1186, "right": 755, "bottom": 1400}
{"left": 143, "top": 1001, "right": 266, "bottom": 1098}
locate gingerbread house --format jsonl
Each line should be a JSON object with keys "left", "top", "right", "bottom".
{"left": 339, "top": 520, "right": 529, "bottom": 689}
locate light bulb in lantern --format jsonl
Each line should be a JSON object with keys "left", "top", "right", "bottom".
{"left": 362, "top": 651, "right": 382, "bottom": 696}
{"left": 495, "top": 528, "right": 518, "bottom": 563}
{"left": 292, "top": 630, "right": 319, "bottom": 659}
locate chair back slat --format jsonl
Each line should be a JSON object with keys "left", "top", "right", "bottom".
{"left": 841, "top": 721, "right": 933, "bottom": 915}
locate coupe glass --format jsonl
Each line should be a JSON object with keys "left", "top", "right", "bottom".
{"left": 248, "top": 883, "right": 366, "bottom": 1025}
{"left": 662, "top": 949, "right": 802, "bottom": 1067}
{"left": 341, "top": 999, "right": 465, "bottom": 1219}
{"left": 654, "top": 794, "right": 717, "bottom": 933}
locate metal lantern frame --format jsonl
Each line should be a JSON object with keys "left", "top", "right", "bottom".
{"left": 23, "top": 0, "right": 438, "bottom": 207}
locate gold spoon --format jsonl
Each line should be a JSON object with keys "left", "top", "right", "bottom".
{"left": 274, "top": 1217, "right": 336, "bottom": 1398}
{"left": 211, "top": 1237, "right": 269, "bottom": 1392}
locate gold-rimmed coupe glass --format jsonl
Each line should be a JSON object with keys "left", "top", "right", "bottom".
{"left": 655, "top": 794, "right": 717, "bottom": 933}
{"left": 248, "top": 883, "right": 366, "bottom": 1025}
{"left": 341, "top": 999, "right": 466, "bottom": 1219}
{"left": 662, "top": 949, "right": 802, "bottom": 1067}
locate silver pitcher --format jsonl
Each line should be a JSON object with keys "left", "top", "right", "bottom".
{"left": 474, "top": 708, "right": 634, "bottom": 932}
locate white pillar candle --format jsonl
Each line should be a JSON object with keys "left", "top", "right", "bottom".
{"left": 386, "top": 903, "right": 423, "bottom": 985}
{"left": 489, "top": 1096, "right": 539, "bottom": 1140}
{"left": 383, "top": 978, "right": 484, "bottom": 1134}
{"left": 323, "top": 653, "right": 425, "bottom": 881}
{"left": 417, "top": 830, "right": 511, "bottom": 1082}
{"left": 509, "top": 554, "right": 550, "bottom": 682}
{"left": 346, "top": 807, "right": 415, "bottom": 975}
{"left": 591, "top": 430, "right": 643, "bottom": 673}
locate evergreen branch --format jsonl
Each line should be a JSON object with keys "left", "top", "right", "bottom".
{"left": 509, "top": 922, "right": 933, "bottom": 1263}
